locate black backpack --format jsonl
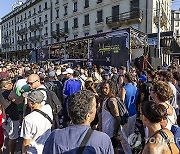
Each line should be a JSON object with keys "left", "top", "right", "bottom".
{"left": 38, "top": 88, "right": 62, "bottom": 115}
{"left": 106, "top": 97, "right": 129, "bottom": 125}
{"left": 45, "top": 81, "right": 63, "bottom": 103}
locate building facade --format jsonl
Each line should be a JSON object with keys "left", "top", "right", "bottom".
{"left": 0, "top": 0, "right": 173, "bottom": 60}
{"left": 172, "top": 9, "right": 180, "bottom": 46}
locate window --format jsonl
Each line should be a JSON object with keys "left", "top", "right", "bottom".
{"left": 45, "top": 40, "right": 48, "bottom": 45}
{"left": 73, "top": 2, "right": 78, "bottom": 12}
{"left": 97, "top": 0, "right": 102, "bottom": 4}
{"left": 56, "top": 23, "right": 59, "bottom": 31}
{"left": 24, "top": 13, "right": 27, "bottom": 19}
{"left": 85, "top": 32, "right": 89, "bottom": 36}
{"left": 12, "top": 20, "right": 13, "bottom": 25}
{"left": 45, "top": 2, "right": 47, "bottom": 9}
{"left": 85, "top": 0, "right": 89, "bottom": 8}
{"left": 39, "top": 5, "right": 41, "bottom": 12}
{"left": 34, "top": 19, "right": 36, "bottom": 24}
{"left": 74, "top": 34, "right": 78, "bottom": 39}
{"left": 97, "top": 10, "right": 103, "bottom": 22}
{"left": 176, "top": 30, "right": 179, "bottom": 35}
{"left": 45, "top": 15, "right": 48, "bottom": 22}
{"left": 29, "top": 21, "right": 31, "bottom": 26}
{"left": 175, "top": 21, "right": 179, "bottom": 27}
{"left": 64, "top": 21, "right": 68, "bottom": 33}
{"left": 34, "top": 8, "right": 36, "bottom": 15}
{"left": 64, "top": 6, "right": 68, "bottom": 16}
{"left": 84, "top": 14, "right": 89, "bottom": 26}
{"left": 29, "top": 11, "right": 31, "bottom": 17}
{"left": 45, "top": 27, "right": 48, "bottom": 34}
{"left": 39, "top": 17, "right": 41, "bottom": 23}
{"left": 74, "top": 18, "right": 78, "bottom": 28}
{"left": 56, "top": 9, "right": 59, "bottom": 19}
{"left": 56, "top": 0, "right": 59, "bottom": 4}
{"left": 176, "top": 13, "right": 179, "bottom": 19}
{"left": 21, "top": 15, "right": 22, "bottom": 21}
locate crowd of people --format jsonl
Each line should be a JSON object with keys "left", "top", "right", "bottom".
{"left": 0, "top": 60, "right": 179, "bottom": 154}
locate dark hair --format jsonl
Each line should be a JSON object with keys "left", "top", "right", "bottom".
{"left": 152, "top": 81, "right": 173, "bottom": 102}
{"left": 67, "top": 90, "right": 95, "bottom": 124}
{"left": 102, "top": 80, "right": 117, "bottom": 96}
{"left": 173, "top": 71, "right": 180, "bottom": 81}
{"left": 141, "top": 101, "right": 168, "bottom": 123}
{"left": 124, "top": 72, "right": 135, "bottom": 83}
{"left": 85, "top": 81, "right": 96, "bottom": 94}
{"left": 163, "top": 71, "right": 173, "bottom": 82}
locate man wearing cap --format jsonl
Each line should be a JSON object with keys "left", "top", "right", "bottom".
{"left": 62, "top": 68, "right": 82, "bottom": 126}
{"left": 21, "top": 90, "right": 53, "bottom": 154}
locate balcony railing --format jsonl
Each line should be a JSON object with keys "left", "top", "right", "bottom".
{"left": 2, "top": 43, "right": 10, "bottom": 48}
{"left": 3, "top": 34, "right": 9, "bottom": 39}
{"left": 17, "top": 28, "right": 28, "bottom": 35}
{"left": 17, "top": 39, "right": 27, "bottom": 45}
{"left": 51, "top": 28, "right": 69, "bottom": 38}
{"left": 106, "top": 9, "right": 143, "bottom": 27}
{"left": 29, "top": 35, "right": 41, "bottom": 42}
{"left": 28, "top": 22, "right": 43, "bottom": 31}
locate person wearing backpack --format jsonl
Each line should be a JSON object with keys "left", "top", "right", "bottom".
{"left": 27, "top": 74, "right": 62, "bottom": 129}
{"left": 101, "top": 80, "right": 132, "bottom": 154}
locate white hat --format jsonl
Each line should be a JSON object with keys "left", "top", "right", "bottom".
{"left": 62, "top": 68, "right": 74, "bottom": 74}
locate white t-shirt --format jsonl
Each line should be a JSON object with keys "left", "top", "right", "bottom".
{"left": 20, "top": 104, "right": 53, "bottom": 154}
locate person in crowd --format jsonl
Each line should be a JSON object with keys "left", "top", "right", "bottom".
{"left": 140, "top": 100, "right": 179, "bottom": 154}
{"left": 101, "top": 80, "right": 132, "bottom": 154}
{"left": 85, "top": 77, "right": 99, "bottom": 129}
{"left": 27, "top": 74, "right": 47, "bottom": 106}
{"left": 0, "top": 66, "right": 10, "bottom": 79}
{"left": 0, "top": 105, "right": 5, "bottom": 154}
{"left": 0, "top": 78, "right": 23, "bottom": 154}
{"left": 119, "top": 72, "right": 138, "bottom": 137}
{"left": 151, "top": 81, "right": 176, "bottom": 130}
{"left": 21, "top": 90, "right": 53, "bottom": 154}
{"left": 63, "top": 68, "right": 82, "bottom": 126}
{"left": 163, "top": 71, "right": 178, "bottom": 114}
{"left": 43, "top": 90, "right": 114, "bottom": 154}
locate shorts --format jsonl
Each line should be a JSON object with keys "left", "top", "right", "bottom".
{"left": 111, "top": 136, "right": 118, "bottom": 148}
{"left": 3, "top": 118, "right": 19, "bottom": 140}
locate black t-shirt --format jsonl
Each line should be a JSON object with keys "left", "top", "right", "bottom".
{"left": 1, "top": 90, "right": 19, "bottom": 121}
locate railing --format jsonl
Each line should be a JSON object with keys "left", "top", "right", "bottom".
{"left": 28, "top": 22, "right": 43, "bottom": 31}
{"left": 17, "top": 28, "right": 28, "bottom": 35}
{"left": 29, "top": 35, "right": 41, "bottom": 42}
{"left": 51, "top": 28, "right": 69, "bottom": 38}
{"left": 17, "top": 39, "right": 27, "bottom": 44}
{"left": 2, "top": 43, "right": 10, "bottom": 48}
{"left": 106, "top": 9, "right": 143, "bottom": 26}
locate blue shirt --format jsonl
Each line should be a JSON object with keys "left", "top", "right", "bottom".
{"left": 124, "top": 83, "right": 137, "bottom": 117}
{"left": 63, "top": 78, "right": 81, "bottom": 108}
{"left": 43, "top": 125, "right": 114, "bottom": 154}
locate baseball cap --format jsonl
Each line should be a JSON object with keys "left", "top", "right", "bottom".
{"left": 139, "top": 75, "right": 147, "bottom": 83}
{"left": 23, "top": 90, "right": 44, "bottom": 103}
{"left": 62, "top": 68, "right": 74, "bottom": 74}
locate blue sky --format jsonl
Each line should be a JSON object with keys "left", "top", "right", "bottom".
{"left": 0, "top": 0, "right": 179, "bottom": 19}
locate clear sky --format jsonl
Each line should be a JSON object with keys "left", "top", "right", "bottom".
{"left": 0, "top": 0, "right": 180, "bottom": 19}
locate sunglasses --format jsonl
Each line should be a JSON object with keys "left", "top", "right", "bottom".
{"left": 27, "top": 80, "right": 38, "bottom": 85}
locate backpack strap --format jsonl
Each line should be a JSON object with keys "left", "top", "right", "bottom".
{"left": 34, "top": 109, "right": 53, "bottom": 124}
{"left": 159, "top": 129, "right": 173, "bottom": 154}
{"left": 77, "top": 128, "right": 94, "bottom": 154}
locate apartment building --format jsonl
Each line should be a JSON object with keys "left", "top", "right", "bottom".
{"left": 0, "top": 0, "right": 173, "bottom": 58}
{"left": 172, "top": 9, "right": 180, "bottom": 46}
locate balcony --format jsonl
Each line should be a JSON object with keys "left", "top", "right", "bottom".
{"left": 51, "top": 28, "right": 69, "bottom": 39}
{"left": 3, "top": 34, "right": 9, "bottom": 39}
{"left": 2, "top": 43, "right": 10, "bottom": 48}
{"left": 106, "top": 9, "right": 143, "bottom": 27}
{"left": 154, "top": 8, "right": 168, "bottom": 28}
{"left": 17, "top": 28, "right": 28, "bottom": 35}
{"left": 29, "top": 35, "right": 41, "bottom": 42}
{"left": 28, "top": 22, "right": 43, "bottom": 31}
{"left": 17, "top": 39, "right": 27, "bottom": 45}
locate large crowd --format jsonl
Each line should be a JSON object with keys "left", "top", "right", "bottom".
{"left": 0, "top": 60, "right": 179, "bottom": 154}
